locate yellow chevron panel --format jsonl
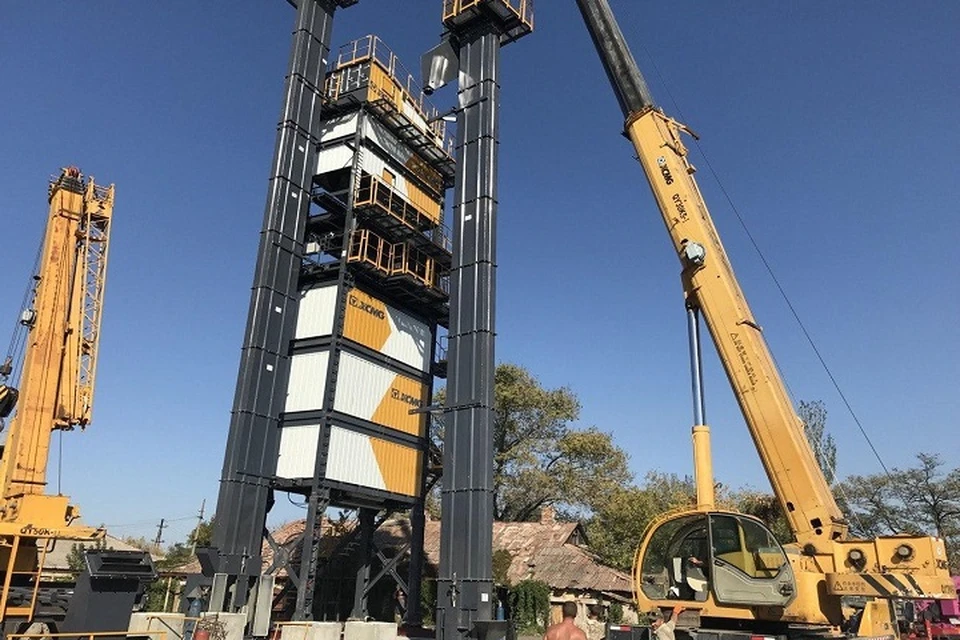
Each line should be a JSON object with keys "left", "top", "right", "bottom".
{"left": 369, "top": 437, "right": 422, "bottom": 497}
{"left": 371, "top": 372, "right": 428, "bottom": 437}
{"left": 343, "top": 289, "right": 391, "bottom": 351}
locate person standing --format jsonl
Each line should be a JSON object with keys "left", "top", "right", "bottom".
{"left": 544, "top": 602, "right": 587, "bottom": 640}
{"left": 650, "top": 605, "right": 684, "bottom": 640}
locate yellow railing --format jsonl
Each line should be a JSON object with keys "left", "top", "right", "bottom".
{"left": 348, "top": 229, "right": 442, "bottom": 290}
{"left": 326, "top": 36, "right": 453, "bottom": 154}
{"left": 0, "top": 534, "right": 50, "bottom": 619}
{"left": 355, "top": 173, "right": 441, "bottom": 230}
{"left": 442, "top": 0, "right": 535, "bottom": 29}
{"left": 348, "top": 229, "right": 393, "bottom": 274}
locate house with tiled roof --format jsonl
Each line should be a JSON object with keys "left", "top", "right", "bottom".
{"left": 164, "top": 507, "right": 636, "bottom": 628}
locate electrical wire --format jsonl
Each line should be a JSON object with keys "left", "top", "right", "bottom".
{"left": 104, "top": 515, "right": 198, "bottom": 529}
{"left": 636, "top": 42, "right": 893, "bottom": 479}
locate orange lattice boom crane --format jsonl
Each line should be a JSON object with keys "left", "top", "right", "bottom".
{"left": 0, "top": 166, "right": 113, "bottom": 622}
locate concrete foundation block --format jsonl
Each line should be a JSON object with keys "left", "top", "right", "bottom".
{"left": 343, "top": 621, "right": 397, "bottom": 640}
{"left": 280, "top": 622, "right": 344, "bottom": 640}
{"left": 129, "top": 613, "right": 187, "bottom": 640}
{"left": 200, "top": 612, "right": 247, "bottom": 640}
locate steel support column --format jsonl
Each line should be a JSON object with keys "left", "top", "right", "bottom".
{"left": 437, "top": 25, "right": 502, "bottom": 640}
{"left": 350, "top": 509, "right": 377, "bottom": 619}
{"left": 210, "top": 0, "right": 342, "bottom": 612}
{"left": 405, "top": 499, "right": 426, "bottom": 626}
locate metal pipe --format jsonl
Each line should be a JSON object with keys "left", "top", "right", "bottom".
{"left": 687, "top": 306, "right": 705, "bottom": 426}
{"left": 693, "top": 425, "right": 715, "bottom": 510}
{"left": 688, "top": 306, "right": 714, "bottom": 509}
{"left": 574, "top": 0, "right": 654, "bottom": 118}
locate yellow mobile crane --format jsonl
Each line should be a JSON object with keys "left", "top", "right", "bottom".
{"left": 0, "top": 167, "right": 112, "bottom": 623}
{"left": 574, "top": 1, "right": 955, "bottom": 638}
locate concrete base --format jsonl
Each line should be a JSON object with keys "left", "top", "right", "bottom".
{"left": 129, "top": 613, "right": 187, "bottom": 640}
{"left": 343, "top": 621, "right": 397, "bottom": 640}
{"left": 280, "top": 622, "right": 344, "bottom": 640}
{"left": 200, "top": 612, "right": 247, "bottom": 640}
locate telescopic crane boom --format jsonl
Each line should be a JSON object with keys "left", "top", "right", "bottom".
{"left": 575, "top": 1, "right": 954, "bottom": 637}
{"left": 0, "top": 167, "right": 112, "bottom": 622}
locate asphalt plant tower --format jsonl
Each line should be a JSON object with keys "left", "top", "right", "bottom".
{"left": 432, "top": 3, "right": 533, "bottom": 640}
{"left": 204, "top": 0, "right": 457, "bottom": 627}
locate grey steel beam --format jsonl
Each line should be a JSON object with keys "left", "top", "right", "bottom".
{"left": 438, "top": 23, "right": 503, "bottom": 640}
{"left": 575, "top": 0, "right": 654, "bottom": 118}
{"left": 210, "top": 0, "right": 344, "bottom": 612}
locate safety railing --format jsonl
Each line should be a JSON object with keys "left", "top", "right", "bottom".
{"left": 347, "top": 229, "right": 445, "bottom": 291}
{"left": 430, "top": 222, "right": 453, "bottom": 254}
{"left": 391, "top": 242, "right": 435, "bottom": 286}
{"left": 348, "top": 229, "right": 393, "bottom": 274}
{"left": 355, "top": 173, "right": 441, "bottom": 231}
{"left": 0, "top": 536, "right": 49, "bottom": 619}
{"left": 442, "top": 0, "right": 535, "bottom": 30}
{"left": 326, "top": 36, "right": 455, "bottom": 155}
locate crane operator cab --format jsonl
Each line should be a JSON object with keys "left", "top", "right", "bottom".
{"left": 635, "top": 511, "right": 796, "bottom": 611}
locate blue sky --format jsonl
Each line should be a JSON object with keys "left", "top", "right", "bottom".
{"left": 1, "top": 1, "right": 957, "bottom": 544}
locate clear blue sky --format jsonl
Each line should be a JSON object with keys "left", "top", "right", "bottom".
{"left": 2, "top": 1, "right": 957, "bottom": 544}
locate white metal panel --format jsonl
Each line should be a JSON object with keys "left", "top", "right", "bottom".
{"left": 363, "top": 117, "right": 412, "bottom": 165}
{"left": 324, "top": 426, "right": 386, "bottom": 491}
{"left": 319, "top": 112, "right": 359, "bottom": 143}
{"left": 382, "top": 303, "right": 431, "bottom": 371}
{"left": 316, "top": 144, "right": 354, "bottom": 175}
{"left": 401, "top": 100, "right": 431, "bottom": 138}
{"left": 276, "top": 424, "right": 321, "bottom": 479}
{"left": 358, "top": 148, "right": 412, "bottom": 202}
{"left": 295, "top": 284, "right": 337, "bottom": 339}
{"left": 363, "top": 149, "right": 410, "bottom": 200}
{"left": 359, "top": 147, "right": 389, "bottom": 178}
{"left": 333, "top": 352, "right": 395, "bottom": 420}
{"left": 343, "top": 289, "right": 430, "bottom": 372}
{"left": 285, "top": 351, "right": 329, "bottom": 413}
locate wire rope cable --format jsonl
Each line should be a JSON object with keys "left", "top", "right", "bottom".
{"left": 635, "top": 40, "right": 892, "bottom": 487}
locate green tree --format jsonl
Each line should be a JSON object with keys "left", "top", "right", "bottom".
{"left": 492, "top": 549, "right": 514, "bottom": 586}
{"left": 436, "top": 364, "right": 632, "bottom": 521}
{"left": 66, "top": 538, "right": 110, "bottom": 573}
{"left": 838, "top": 453, "right": 960, "bottom": 571}
{"left": 798, "top": 400, "right": 837, "bottom": 485}
{"left": 585, "top": 472, "right": 696, "bottom": 571}
{"left": 189, "top": 519, "right": 213, "bottom": 548}
{"left": 123, "top": 536, "right": 159, "bottom": 555}
{"left": 510, "top": 580, "right": 551, "bottom": 633}
{"left": 420, "top": 578, "right": 437, "bottom": 625}
{"left": 608, "top": 602, "right": 624, "bottom": 624}
{"left": 732, "top": 489, "right": 792, "bottom": 544}
{"left": 159, "top": 543, "right": 193, "bottom": 570}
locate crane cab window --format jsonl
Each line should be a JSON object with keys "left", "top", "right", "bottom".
{"left": 639, "top": 514, "right": 709, "bottom": 602}
{"left": 709, "top": 515, "right": 787, "bottom": 579}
